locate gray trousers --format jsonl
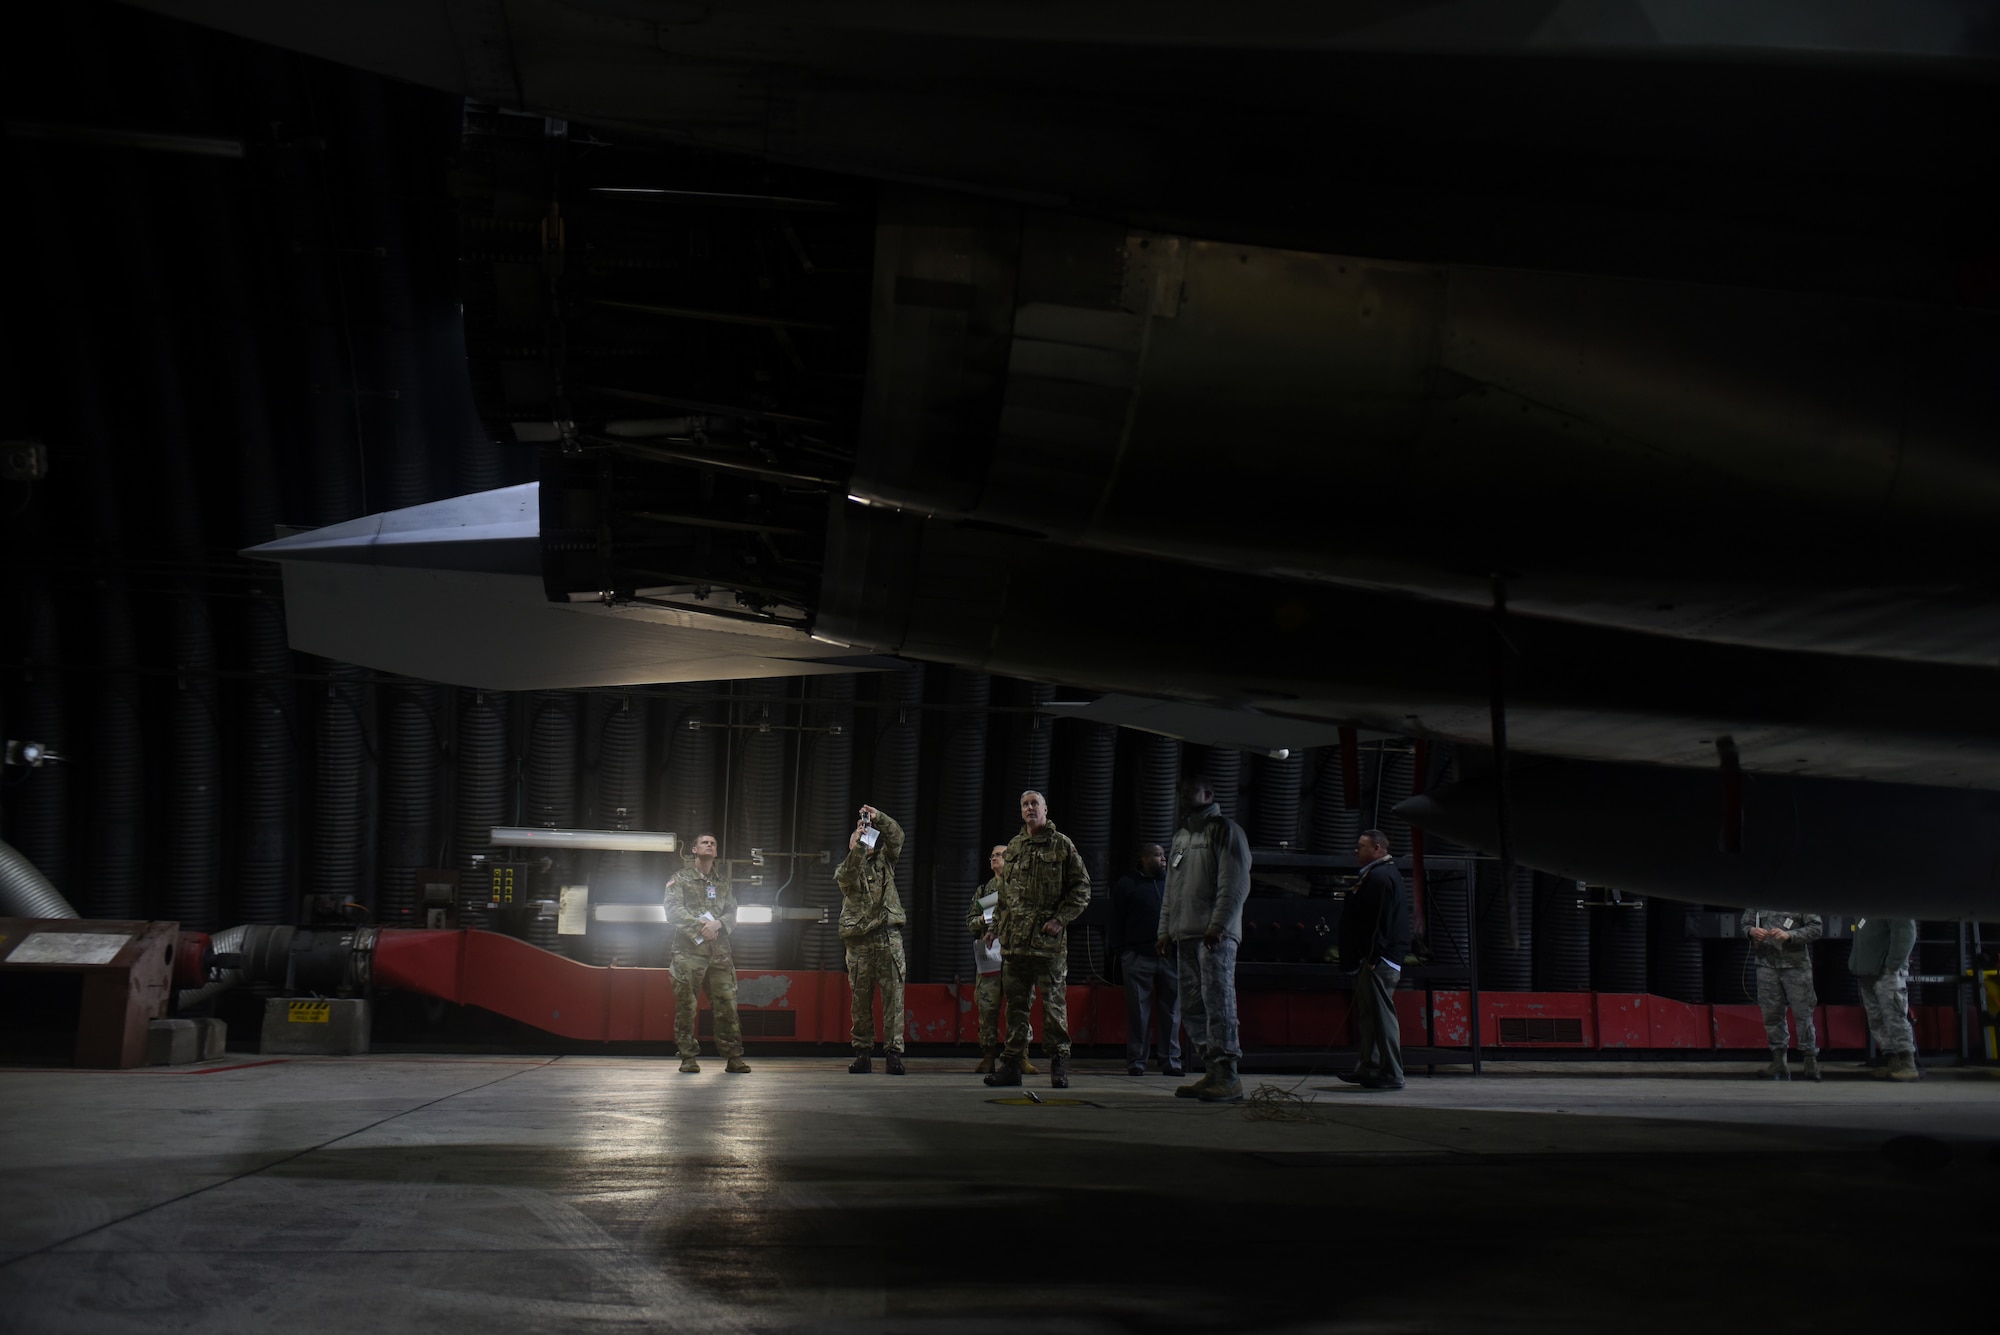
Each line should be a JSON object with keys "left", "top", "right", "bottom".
{"left": 1120, "top": 948, "right": 1181, "bottom": 1065}
{"left": 1176, "top": 936, "right": 1239, "bottom": 1061}
{"left": 1353, "top": 962, "right": 1403, "bottom": 1082}
{"left": 1756, "top": 962, "right": 1819, "bottom": 1051}
{"left": 1857, "top": 968, "right": 1915, "bottom": 1055}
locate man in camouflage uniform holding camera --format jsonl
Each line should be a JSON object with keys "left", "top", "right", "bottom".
{"left": 665, "top": 833, "right": 750, "bottom": 1074}
{"left": 985, "top": 790, "right": 1093, "bottom": 1090}
{"left": 836, "top": 803, "right": 908, "bottom": 1075}
{"left": 1742, "top": 906, "right": 1825, "bottom": 1082}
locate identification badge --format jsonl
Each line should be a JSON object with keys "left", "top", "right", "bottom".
{"left": 706, "top": 887, "right": 717, "bottom": 899}
{"left": 1170, "top": 851, "right": 1184, "bottom": 867}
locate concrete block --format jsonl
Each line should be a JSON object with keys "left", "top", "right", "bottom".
{"left": 193, "top": 1016, "right": 228, "bottom": 1061}
{"left": 147, "top": 1019, "right": 199, "bottom": 1066}
{"left": 261, "top": 997, "right": 370, "bottom": 1055}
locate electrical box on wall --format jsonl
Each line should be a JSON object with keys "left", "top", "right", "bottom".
{"left": 416, "top": 869, "right": 460, "bottom": 929}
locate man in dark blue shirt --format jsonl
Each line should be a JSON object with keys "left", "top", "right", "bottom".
{"left": 1110, "top": 843, "right": 1182, "bottom": 1076}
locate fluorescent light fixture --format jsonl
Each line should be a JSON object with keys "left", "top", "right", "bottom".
{"left": 491, "top": 826, "right": 678, "bottom": 852}
{"left": 846, "top": 493, "right": 873, "bottom": 506}
{"left": 735, "top": 906, "right": 775, "bottom": 924}
{"left": 594, "top": 904, "right": 668, "bottom": 923}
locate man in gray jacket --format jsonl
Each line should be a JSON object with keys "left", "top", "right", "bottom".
{"left": 1850, "top": 916, "right": 1921, "bottom": 1082}
{"left": 1157, "top": 777, "right": 1253, "bottom": 1103}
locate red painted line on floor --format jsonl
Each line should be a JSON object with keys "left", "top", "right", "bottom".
{"left": 186, "top": 1059, "right": 290, "bottom": 1075}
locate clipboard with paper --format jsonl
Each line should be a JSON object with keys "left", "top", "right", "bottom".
{"left": 973, "top": 890, "right": 1002, "bottom": 974}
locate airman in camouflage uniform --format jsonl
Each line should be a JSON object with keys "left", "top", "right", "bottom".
{"left": 665, "top": 833, "right": 750, "bottom": 1074}
{"left": 985, "top": 790, "right": 1093, "bottom": 1090}
{"left": 1849, "top": 915, "right": 1921, "bottom": 1081}
{"left": 836, "top": 804, "right": 908, "bottom": 1075}
{"left": 965, "top": 844, "right": 1037, "bottom": 1075}
{"left": 1742, "top": 907, "right": 1824, "bottom": 1081}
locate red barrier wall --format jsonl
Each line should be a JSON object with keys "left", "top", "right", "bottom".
{"left": 370, "top": 931, "right": 1959, "bottom": 1051}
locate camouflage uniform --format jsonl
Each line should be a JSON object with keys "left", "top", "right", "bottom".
{"left": 835, "top": 811, "right": 908, "bottom": 1055}
{"left": 996, "top": 821, "right": 1093, "bottom": 1064}
{"left": 965, "top": 875, "right": 1006, "bottom": 1053}
{"left": 665, "top": 862, "right": 744, "bottom": 1059}
{"left": 1849, "top": 915, "right": 1918, "bottom": 1061}
{"left": 1742, "top": 907, "right": 1823, "bottom": 1051}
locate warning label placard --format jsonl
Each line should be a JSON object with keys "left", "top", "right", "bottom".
{"left": 287, "top": 1001, "right": 332, "bottom": 1024}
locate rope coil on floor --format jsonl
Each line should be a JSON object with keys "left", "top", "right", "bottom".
{"left": 1242, "top": 1083, "right": 1335, "bottom": 1122}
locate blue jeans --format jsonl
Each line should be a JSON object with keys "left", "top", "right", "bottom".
{"left": 1120, "top": 948, "right": 1182, "bottom": 1065}
{"left": 1175, "top": 936, "right": 1239, "bottom": 1061}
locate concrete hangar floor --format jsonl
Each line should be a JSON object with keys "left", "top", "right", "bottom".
{"left": 0, "top": 1056, "right": 1994, "bottom": 1334}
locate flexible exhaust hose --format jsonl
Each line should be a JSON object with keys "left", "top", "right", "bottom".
{"left": 0, "top": 836, "right": 79, "bottom": 920}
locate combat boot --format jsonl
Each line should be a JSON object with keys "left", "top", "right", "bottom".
{"left": 983, "top": 1058, "right": 1022, "bottom": 1087}
{"left": 1021, "top": 1056, "right": 1040, "bottom": 1075}
{"left": 1175, "top": 1054, "right": 1217, "bottom": 1099}
{"left": 1885, "top": 1051, "right": 1923, "bottom": 1082}
{"left": 1757, "top": 1048, "right": 1790, "bottom": 1080}
{"left": 885, "top": 1052, "right": 906, "bottom": 1076}
{"left": 725, "top": 1056, "right": 752, "bottom": 1074}
{"left": 1196, "top": 1056, "right": 1244, "bottom": 1103}
{"left": 848, "top": 1053, "right": 871, "bottom": 1074}
{"left": 1050, "top": 1055, "right": 1069, "bottom": 1089}
{"left": 678, "top": 1057, "right": 701, "bottom": 1074}
{"left": 1801, "top": 1050, "right": 1822, "bottom": 1083}
{"left": 973, "top": 1048, "right": 997, "bottom": 1074}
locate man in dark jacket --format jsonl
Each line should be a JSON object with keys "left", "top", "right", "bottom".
{"left": 1338, "top": 828, "right": 1411, "bottom": 1091}
{"left": 1110, "top": 843, "right": 1181, "bottom": 1077}
{"left": 1849, "top": 915, "right": 1920, "bottom": 1082}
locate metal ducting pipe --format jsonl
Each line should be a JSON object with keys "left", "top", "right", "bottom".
{"left": 312, "top": 664, "right": 373, "bottom": 911}
{"left": 1252, "top": 751, "right": 1303, "bottom": 850}
{"left": 124, "top": 202, "right": 222, "bottom": 936}
{"left": 931, "top": 669, "right": 989, "bottom": 981}
{"left": 1590, "top": 894, "right": 1649, "bottom": 993}
{"left": 12, "top": 580, "right": 69, "bottom": 894}
{"left": 523, "top": 690, "right": 579, "bottom": 951}
{"left": 453, "top": 689, "right": 510, "bottom": 929}
{"left": 995, "top": 681, "right": 1054, "bottom": 839}
{"left": 378, "top": 682, "right": 440, "bottom": 927}
{"left": 1816, "top": 933, "right": 1860, "bottom": 1005}
{"left": 587, "top": 693, "right": 649, "bottom": 967}
{"left": 728, "top": 681, "right": 787, "bottom": 970}
{"left": 1479, "top": 866, "right": 1535, "bottom": 991}
{"left": 174, "top": 922, "right": 246, "bottom": 1010}
{"left": 1184, "top": 745, "right": 1242, "bottom": 822}
{"left": 1424, "top": 869, "right": 1472, "bottom": 979}
{"left": 1532, "top": 875, "right": 1591, "bottom": 992}
{"left": 1376, "top": 746, "right": 1415, "bottom": 858}
{"left": 1704, "top": 909, "right": 1757, "bottom": 1004}
{"left": 1061, "top": 719, "right": 1115, "bottom": 981}
{"left": 801, "top": 675, "right": 855, "bottom": 969}
{"left": 0, "top": 836, "right": 78, "bottom": 920}
{"left": 1307, "top": 746, "right": 1360, "bottom": 893}
{"left": 1648, "top": 897, "right": 1706, "bottom": 1003}
{"left": 25, "top": 147, "right": 145, "bottom": 921}
{"left": 866, "top": 668, "right": 924, "bottom": 972}
{"left": 1133, "top": 733, "right": 1180, "bottom": 853}
{"left": 168, "top": 27, "right": 297, "bottom": 927}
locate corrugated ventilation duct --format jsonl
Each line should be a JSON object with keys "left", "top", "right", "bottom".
{"left": 1531, "top": 875, "right": 1591, "bottom": 991}
{"left": 931, "top": 669, "right": 989, "bottom": 981}
{"left": 1589, "top": 893, "right": 1649, "bottom": 992}
{"left": 727, "top": 680, "right": 787, "bottom": 970}
{"left": 800, "top": 675, "right": 855, "bottom": 969}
